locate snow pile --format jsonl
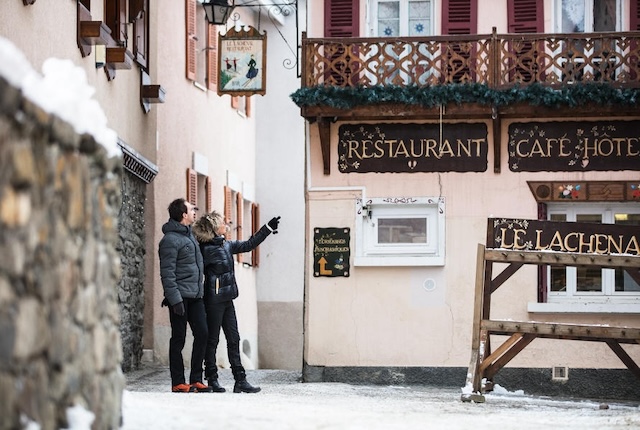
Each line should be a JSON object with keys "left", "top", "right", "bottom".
{"left": 0, "top": 36, "right": 119, "bottom": 158}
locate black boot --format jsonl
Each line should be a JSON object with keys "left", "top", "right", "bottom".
{"left": 233, "top": 379, "right": 261, "bottom": 393}
{"left": 208, "top": 378, "right": 226, "bottom": 393}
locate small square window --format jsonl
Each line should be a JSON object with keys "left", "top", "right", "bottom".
{"left": 355, "top": 197, "right": 445, "bottom": 266}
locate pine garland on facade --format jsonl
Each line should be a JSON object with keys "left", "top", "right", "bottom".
{"left": 290, "top": 83, "right": 640, "bottom": 110}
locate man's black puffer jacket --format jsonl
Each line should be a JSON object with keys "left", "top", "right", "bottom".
{"left": 158, "top": 218, "right": 204, "bottom": 306}
{"left": 198, "top": 225, "right": 271, "bottom": 303}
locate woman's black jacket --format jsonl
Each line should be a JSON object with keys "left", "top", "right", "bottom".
{"left": 199, "top": 225, "right": 271, "bottom": 303}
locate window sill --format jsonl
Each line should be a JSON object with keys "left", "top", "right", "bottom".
{"left": 528, "top": 302, "right": 640, "bottom": 314}
{"left": 354, "top": 255, "right": 444, "bottom": 266}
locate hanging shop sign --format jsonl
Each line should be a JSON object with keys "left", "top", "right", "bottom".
{"left": 313, "top": 228, "right": 350, "bottom": 277}
{"left": 338, "top": 123, "right": 488, "bottom": 173}
{"left": 218, "top": 26, "right": 267, "bottom": 96}
{"left": 508, "top": 120, "right": 640, "bottom": 172}
{"left": 487, "top": 218, "right": 640, "bottom": 256}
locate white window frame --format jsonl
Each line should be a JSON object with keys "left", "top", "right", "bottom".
{"left": 554, "top": 0, "right": 622, "bottom": 33}
{"left": 355, "top": 196, "right": 445, "bottom": 266}
{"left": 528, "top": 202, "right": 640, "bottom": 314}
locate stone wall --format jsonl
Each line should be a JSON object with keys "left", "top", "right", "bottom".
{"left": 0, "top": 74, "right": 124, "bottom": 429}
{"left": 118, "top": 171, "right": 146, "bottom": 372}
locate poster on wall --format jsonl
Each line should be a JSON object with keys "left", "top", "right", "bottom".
{"left": 313, "top": 228, "right": 350, "bottom": 277}
{"left": 508, "top": 120, "right": 640, "bottom": 172}
{"left": 218, "top": 26, "right": 266, "bottom": 96}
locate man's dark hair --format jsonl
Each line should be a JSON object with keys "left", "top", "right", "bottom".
{"left": 168, "top": 198, "right": 187, "bottom": 222}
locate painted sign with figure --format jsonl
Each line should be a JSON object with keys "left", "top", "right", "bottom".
{"left": 313, "top": 228, "right": 350, "bottom": 277}
{"left": 218, "top": 26, "right": 266, "bottom": 96}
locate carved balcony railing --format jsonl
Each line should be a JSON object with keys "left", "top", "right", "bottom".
{"left": 301, "top": 29, "right": 640, "bottom": 89}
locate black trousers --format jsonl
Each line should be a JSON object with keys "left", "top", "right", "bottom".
{"left": 204, "top": 300, "right": 245, "bottom": 381}
{"left": 168, "top": 297, "right": 208, "bottom": 386}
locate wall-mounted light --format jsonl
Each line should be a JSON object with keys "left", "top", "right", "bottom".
{"left": 203, "top": 0, "right": 235, "bottom": 25}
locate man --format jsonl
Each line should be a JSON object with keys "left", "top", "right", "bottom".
{"left": 158, "top": 198, "right": 213, "bottom": 393}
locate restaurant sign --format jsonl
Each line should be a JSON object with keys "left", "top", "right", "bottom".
{"left": 487, "top": 218, "right": 640, "bottom": 256}
{"left": 508, "top": 121, "right": 640, "bottom": 172}
{"left": 313, "top": 228, "right": 350, "bottom": 277}
{"left": 338, "top": 123, "right": 488, "bottom": 173}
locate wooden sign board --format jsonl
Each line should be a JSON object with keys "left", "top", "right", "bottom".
{"left": 313, "top": 228, "right": 350, "bottom": 277}
{"left": 218, "top": 26, "right": 266, "bottom": 96}
{"left": 487, "top": 218, "right": 640, "bottom": 256}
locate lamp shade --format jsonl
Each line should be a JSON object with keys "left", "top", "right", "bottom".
{"left": 203, "top": 0, "right": 235, "bottom": 25}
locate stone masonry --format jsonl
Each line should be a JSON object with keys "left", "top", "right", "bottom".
{"left": 0, "top": 73, "right": 124, "bottom": 429}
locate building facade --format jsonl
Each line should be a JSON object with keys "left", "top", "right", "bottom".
{"left": 296, "top": 0, "right": 640, "bottom": 399}
{"left": 2, "top": 0, "right": 305, "bottom": 375}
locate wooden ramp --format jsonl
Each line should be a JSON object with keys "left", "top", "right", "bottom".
{"left": 463, "top": 242, "right": 640, "bottom": 402}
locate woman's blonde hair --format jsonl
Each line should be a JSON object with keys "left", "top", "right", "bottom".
{"left": 192, "top": 210, "right": 224, "bottom": 241}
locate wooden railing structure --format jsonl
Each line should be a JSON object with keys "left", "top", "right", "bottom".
{"left": 302, "top": 29, "right": 640, "bottom": 89}
{"left": 463, "top": 220, "right": 640, "bottom": 402}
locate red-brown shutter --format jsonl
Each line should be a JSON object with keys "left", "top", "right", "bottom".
{"left": 205, "top": 176, "right": 212, "bottom": 212}
{"left": 251, "top": 203, "right": 260, "bottom": 267}
{"left": 224, "top": 185, "right": 232, "bottom": 224}
{"left": 187, "top": 168, "right": 197, "bottom": 206}
{"left": 207, "top": 24, "right": 218, "bottom": 90}
{"left": 324, "top": 0, "right": 359, "bottom": 37}
{"left": 130, "top": 0, "right": 148, "bottom": 68}
{"left": 632, "top": 0, "right": 640, "bottom": 30}
{"left": 441, "top": 0, "right": 477, "bottom": 35}
{"left": 186, "top": 0, "right": 197, "bottom": 81}
{"left": 236, "top": 192, "right": 243, "bottom": 262}
{"left": 507, "top": 0, "right": 543, "bottom": 33}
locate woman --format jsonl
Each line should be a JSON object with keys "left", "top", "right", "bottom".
{"left": 192, "top": 210, "right": 280, "bottom": 393}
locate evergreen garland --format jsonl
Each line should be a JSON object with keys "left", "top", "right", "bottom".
{"left": 290, "top": 83, "right": 640, "bottom": 110}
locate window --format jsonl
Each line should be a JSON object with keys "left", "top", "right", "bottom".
{"left": 544, "top": 203, "right": 640, "bottom": 304}
{"left": 555, "top": 0, "right": 620, "bottom": 33}
{"left": 186, "top": 0, "right": 218, "bottom": 89}
{"left": 370, "top": 0, "right": 433, "bottom": 36}
{"left": 355, "top": 197, "right": 445, "bottom": 266}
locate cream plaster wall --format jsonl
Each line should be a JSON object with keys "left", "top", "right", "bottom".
{"left": 147, "top": 3, "right": 264, "bottom": 369}
{"left": 304, "top": 116, "right": 640, "bottom": 370}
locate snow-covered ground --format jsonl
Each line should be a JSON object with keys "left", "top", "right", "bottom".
{"left": 116, "top": 368, "right": 640, "bottom": 430}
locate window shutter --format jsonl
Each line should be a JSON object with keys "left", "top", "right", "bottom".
{"left": 236, "top": 192, "right": 243, "bottom": 262}
{"left": 441, "top": 0, "right": 477, "bottom": 35}
{"left": 224, "top": 185, "right": 232, "bottom": 224}
{"left": 205, "top": 176, "right": 212, "bottom": 212}
{"left": 187, "top": 168, "right": 197, "bottom": 206}
{"left": 251, "top": 203, "right": 260, "bottom": 267}
{"left": 324, "top": 0, "right": 359, "bottom": 37}
{"left": 507, "top": 0, "right": 543, "bottom": 33}
{"left": 632, "top": 0, "right": 640, "bottom": 30}
{"left": 207, "top": 25, "right": 218, "bottom": 90}
{"left": 130, "top": 0, "right": 148, "bottom": 68}
{"left": 186, "top": 0, "right": 197, "bottom": 81}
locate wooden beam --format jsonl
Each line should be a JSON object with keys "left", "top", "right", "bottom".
{"left": 492, "top": 106, "right": 500, "bottom": 173}
{"left": 479, "top": 333, "right": 524, "bottom": 373}
{"left": 490, "top": 262, "right": 523, "bottom": 293}
{"left": 484, "top": 249, "right": 640, "bottom": 269}
{"left": 482, "top": 320, "right": 640, "bottom": 343}
{"left": 317, "top": 117, "right": 331, "bottom": 175}
{"left": 605, "top": 340, "right": 640, "bottom": 379}
{"left": 484, "top": 333, "right": 536, "bottom": 380}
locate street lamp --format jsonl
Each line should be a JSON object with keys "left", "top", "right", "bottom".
{"left": 202, "top": 0, "right": 235, "bottom": 25}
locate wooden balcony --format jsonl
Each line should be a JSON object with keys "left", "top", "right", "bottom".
{"left": 298, "top": 29, "right": 640, "bottom": 121}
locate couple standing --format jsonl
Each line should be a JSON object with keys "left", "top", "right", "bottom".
{"left": 158, "top": 198, "right": 280, "bottom": 393}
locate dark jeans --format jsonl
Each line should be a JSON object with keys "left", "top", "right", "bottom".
{"left": 169, "top": 297, "right": 208, "bottom": 386}
{"left": 204, "top": 300, "right": 245, "bottom": 381}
